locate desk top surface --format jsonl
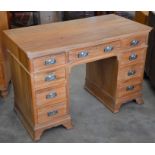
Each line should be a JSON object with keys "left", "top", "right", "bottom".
{"left": 4, "top": 14, "right": 151, "bottom": 58}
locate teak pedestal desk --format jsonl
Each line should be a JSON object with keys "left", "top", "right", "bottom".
{"left": 3, "top": 14, "right": 151, "bottom": 140}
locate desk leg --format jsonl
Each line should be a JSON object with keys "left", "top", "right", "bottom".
{"left": 63, "top": 120, "right": 73, "bottom": 129}
{"left": 0, "top": 81, "right": 10, "bottom": 97}
{"left": 135, "top": 96, "right": 144, "bottom": 105}
{"left": 33, "top": 129, "right": 44, "bottom": 141}
{"left": 0, "top": 88, "right": 9, "bottom": 97}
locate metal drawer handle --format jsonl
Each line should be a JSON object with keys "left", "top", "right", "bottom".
{"left": 129, "top": 53, "right": 138, "bottom": 61}
{"left": 126, "top": 85, "right": 134, "bottom": 91}
{"left": 104, "top": 45, "right": 113, "bottom": 52}
{"left": 46, "top": 91, "right": 57, "bottom": 99}
{"left": 47, "top": 110, "right": 58, "bottom": 117}
{"left": 78, "top": 51, "right": 89, "bottom": 58}
{"left": 44, "top": 58, "right": 56, "bottom": 65}
{"left": 130, "top": 40, "right": 139, "bottom": 46}
{"left": 128, "top": 70, "right": 136, "bottom": 76}
{"left": 45, "top": 73, "right": 56, "bottom": 81}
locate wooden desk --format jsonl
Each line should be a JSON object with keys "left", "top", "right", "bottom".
{"left": 3, "top": 14, "right": 151, "bottom": 141}
{"left": 0, "top": 12, "right": 11, "bottom": 97}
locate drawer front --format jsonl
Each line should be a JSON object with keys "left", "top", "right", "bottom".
{"left": 122, "top": 34, "right": 147, "bottom": 48}
{"left": 69, "top": 41, "right": 120, "bottom": 63}
{"left": 117, "top": 92, "right": 141, "bottom": 105}
{"left": 36, "top": 85, "right": 66, "bottom": 107}
{"left": 118, "top": 63, "right": 144, "bottom": 81}
{"left": 117, "top": 79, "right": 142, "bottom": 98}
{"left": 37, "top": 103, "right": 67, "bottom": 124}
{"left": 119, "top": 48, "right": 146, "bottom": 66}
{"left": 34, "top": 68, "right": 66, "bottom": 90}
{"left": 33, "top": 53, "right": 66, "bottom": 71}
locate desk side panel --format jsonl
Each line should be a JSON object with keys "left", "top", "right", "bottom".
{"left": 3, "top": 32, "right": 31, "bottom": 72}
{"left": 8, "top": 51, "right": 36, "bottom": 134}
{"left": 0, "top": 12, "right": 11, "bottom": 96}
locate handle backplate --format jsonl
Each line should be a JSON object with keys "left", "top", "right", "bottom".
{"left": 78, "top": 51, "right": 89, "bottom": 58}
{"left": 129, "top": 53, "right": 138, "bottom": 61}
{"left": 46, "top": 92, "right": 57, "bottom": 99}
{"left": 44, "top": 58, "right": 56, "bottom": 65}
{"left": 126, "top": 85, "right": 134, "bottom": 91}
{"left": 130, "top": 40, "right": 139, "bottom": 46}
{"left": 47, "top": 110, "right": 58, "bottom": 117}
{"left": 104, "top": 45, "right": 113, "bottom": 52}
{"left": 45, "top": 73, "right": 56, "bottom": 81}
{"left": 128, "top": 70, "right": 136, "bottom": 76}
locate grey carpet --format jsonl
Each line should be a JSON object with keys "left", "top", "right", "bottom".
{"left": 0, "top": 64, "right": 155, "bottom": 143}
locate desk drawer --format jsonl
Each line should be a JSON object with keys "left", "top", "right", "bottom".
{"left": 122, "top": 34, "right": 147, "bottom": 48}
{"left": 37, "top": 103, "right": 67, "bottom": 124}
{"left": 33, "top": 53, "right": 66, "bottom": 71}
{"left": 69, "top": 41, "right": 120, "bottom": 63}
{"left": 35, "top": 85, "right": 67, "bottom": 107}
{"left": 34, "top": 68, "right": 66, "bottom": 90}
{"left": 119, "top": 48, "right": 146, "bottom": 66}
{"left": 117, "top": 79, "right": 142, "bottom": 98}
{"left": 118, "top": 63, "right": 144, "bottom": 81}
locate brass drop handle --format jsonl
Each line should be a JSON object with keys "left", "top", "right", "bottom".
{"left": 46, "top": 92, "right": 57, "bottom": 99}
{"left": 130, "top": 40, "right": 139, "bottom": 46}
{"left": 129, "top": 53, "right": 138, "bottom": 61}
{"left": 126, "top": 85, "right": 134, "bottom": 91}
{"left": 47, "top": 110, "right": 58, "bottom": 117}
{"left": 104, "top": 45, "right": 113, "bottom": 52}
{"left": 128, "top": 70, "right": 136, "bottom": 76}
{"left": 45, "top": 73, "right": 56, "bottom": 81}
{"left": 44, "top": 58, "right": 56, "bottom": 65}
{"left": 78, "top": 51, "right": 89, "bottom": 58}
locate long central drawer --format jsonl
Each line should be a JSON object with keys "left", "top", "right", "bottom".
{"left": 69, "top": 40, "right": 120, "bottom": 63}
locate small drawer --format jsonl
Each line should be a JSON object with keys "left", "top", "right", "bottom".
{"left": 122, "top": 34, "right": 147, "bottom": 48}
{"left": 69, "top": 41, "right": 120, "bottom": 63}
{"left": 33, "top": 53, "right": 66, "bottom": 71}
{"left": 118, "top": 63, "right": 144, "bottom": 81}
{"left": 119, "top": 48, "right": 146, "bottom": 66}
{"left": 35, "top": 85, "right": 67, "bottom": 107}
{"left": 117, "top": 92, "right": 141, "bottom": 105}
{"left": 117, "top": 80, "right": 142, "bottom": 98}
{"left": 34, "top": 68, "right": 66, "bottom": 90}
{"left": 37, "top": 103, "right": 67, "bottom": 124}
